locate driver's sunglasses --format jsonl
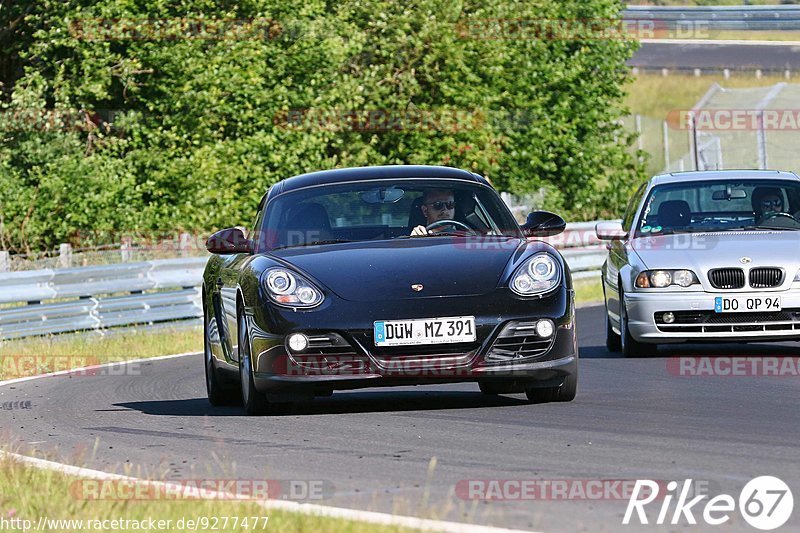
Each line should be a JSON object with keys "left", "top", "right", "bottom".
{"left": 761, "top": 199, "right": 782, "bottom": 208}
{"left": 426, "top": 200, "right": 455, "bottom": 211}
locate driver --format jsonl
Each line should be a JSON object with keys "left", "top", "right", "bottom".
{"left": 411, "top": 189, "right": 457, "bottom": 236}
{"left": 752, "top": 187, "right": 790, "bottom": 222}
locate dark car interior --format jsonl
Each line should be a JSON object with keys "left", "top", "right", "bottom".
{"left": 638, "top": 181, "right": 800, "bottom": 235}
{"left": 274, "top": 188, "right": 501, "bottom": 249}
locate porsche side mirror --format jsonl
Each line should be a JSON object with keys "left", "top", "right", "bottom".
{"left": 206, "top": 227, "right": 253, "bottom": 254}
{"left": 521, "top": 211, "right": 566, "bottom": 237}
{"left": 595, "top": 221, "right": 628, "bottom": 241}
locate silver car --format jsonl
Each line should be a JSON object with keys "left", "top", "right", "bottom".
{"left": 596, "top": 170, "right": 800, "bottom": 357}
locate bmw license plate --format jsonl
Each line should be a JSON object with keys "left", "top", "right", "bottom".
{"left": 714, "top": 296, "right": 781, "bottom": 313}
{"left": 374, "top": 316, "right": 476, "bottom": 346}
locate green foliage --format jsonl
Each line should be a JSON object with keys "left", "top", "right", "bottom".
{"left": 0, "top": 0, "right": 643, "bottom": 252}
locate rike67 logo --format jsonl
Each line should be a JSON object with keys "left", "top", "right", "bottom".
{"left": 624, "top": 477, "right": 793, "bottom": 530}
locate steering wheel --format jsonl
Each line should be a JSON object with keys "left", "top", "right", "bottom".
{"left": 757, "top": 212, "right": 799, "bottom": 224}
{"left": 426, "top": 219, "right": 476, "bottom": 234}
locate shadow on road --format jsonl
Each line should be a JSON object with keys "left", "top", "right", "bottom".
{"left": 579, "top": 345, "right": 624, "bottom": 359}
{"left": 580, "top": 342, "right": 798, "bottom": 359}
{"left": 115, "top": 390, "right": 532, "bottom": 417}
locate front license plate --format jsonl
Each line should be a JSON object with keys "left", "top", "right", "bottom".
{"left": 714, "top": 296, "right": 781, "bottom": 313}
{"left": 374, "top": 316, "right": 476, "bottom": 346}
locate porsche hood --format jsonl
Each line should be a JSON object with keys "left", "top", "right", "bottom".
{"left": 271, "top": 238, "right": 524, "bottom": 302}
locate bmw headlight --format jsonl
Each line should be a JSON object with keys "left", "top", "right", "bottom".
{"left": 263, "top": 268, "right": 324, "bottom": 307}
{"left": 635, "top": 269, "right": 699, "bottom": 288}
{"left": 510, "top": 253, "right": 561, "bottom": 296}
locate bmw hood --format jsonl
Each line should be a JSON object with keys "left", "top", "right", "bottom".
{"left": 630, "top": 232, "right": 800, "bottom": 273}
{"left": 270, "top": 238, "right": 523, "bottom": 302}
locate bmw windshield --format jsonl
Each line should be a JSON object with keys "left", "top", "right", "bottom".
{"left": 635, "top": 179, "right": 800, "bottom": 237}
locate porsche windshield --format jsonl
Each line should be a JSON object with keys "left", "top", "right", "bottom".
{"left": 258, "top": 180, "right": 523, "bottom": 251}
{"left": 635, "top": 179, "right": 800, "bottom": 237}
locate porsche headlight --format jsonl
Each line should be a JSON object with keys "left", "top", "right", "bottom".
{"left": 510, "top": 253, "right": 561, "bottom": 296}
{"left": 263, "top": 268, "right": 323, "bottom": 307}
{"left": 635, "top": 269, "right": 699, "bottom": 289}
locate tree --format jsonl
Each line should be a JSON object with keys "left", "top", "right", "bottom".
{"left": 0, "top": 0, "right": 643, "bottom": 252}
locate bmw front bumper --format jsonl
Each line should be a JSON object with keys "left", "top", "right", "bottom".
{"left": 625, "top": 289, "right": 800, "bottom": 343}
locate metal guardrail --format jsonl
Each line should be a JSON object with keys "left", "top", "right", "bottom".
{"left": 550, "top": 220, "right": 612, "bottom": 281}
{"left": 0, "top": 258, "right": 206, "bottom": 340}
{"left": 623, "top": 6, "right": 800, "bottom": 31}
{"left": 0, "top": 223, "right": 612, "bottom": 339}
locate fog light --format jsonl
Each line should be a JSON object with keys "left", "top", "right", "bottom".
{"left": 535, "top": 319, "right": 554, "bottom": 338}
{"left": 287, "top": 333, "right": 308, "bottom": 352}
{"left": 663, "top": 312, "right": 675, "bottom": 324}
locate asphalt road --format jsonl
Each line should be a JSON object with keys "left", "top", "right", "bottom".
{"left": 632, "top": 42, "right": 800, "bottom": 70}
{"left": 2, "top": 305, "right": 799, "bottom": 532}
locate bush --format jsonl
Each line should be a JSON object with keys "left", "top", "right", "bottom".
{"left": 0, "top": 0, "right": 643, "bottom": 252}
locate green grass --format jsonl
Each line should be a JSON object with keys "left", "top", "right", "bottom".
{"left": 0, "top": 454, "right": 418, "bottom": 533}
{"left": 624, "top": 72, "right": 791, "bottom": 174}
{"left": 625, "top": 72, "right": 788, "bottom": 120}
{"left": 693, "top": 30, "right": 800, "bottom": 42}
{"left": 0, "top": 326, "right": 202, "bottom": 380}
{"left": 574, "top": 278, "right": 603, "bottom": 307}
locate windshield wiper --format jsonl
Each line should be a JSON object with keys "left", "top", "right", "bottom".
{"left": 739, "top": 225, "right": 800, "bottom": 231}
{"left": 272, "top": 239, "right": 353, "bottom": 250}
{"left": 668, "top": 225, "right": 785, "bottom": 233}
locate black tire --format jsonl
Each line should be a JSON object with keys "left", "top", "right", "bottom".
{"left": 204, "top": 311, "right": 239, "bottom": 406}
{"left": 238, "top": 310, "right": 271, "bottom": 415}
{"left": 603, "top": 282, "right": 622, "bottom": 353}
{"left": 525, "top": 368, "right": 577, "bottom": 403}
{"left": 605, "top": 307, "right": 622, "bottom": 352}
{"left": 479, "top": 381, "right": 512, "bottom": 395}
{"left": 525, "top": 357, "right": 578, "bottom": 403}
{"left": 619, "top": 289, "right": 652, "bottom": 358}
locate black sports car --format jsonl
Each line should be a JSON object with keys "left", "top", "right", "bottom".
{"left": 203, "top": 165, "right": 578, "bottom": 414}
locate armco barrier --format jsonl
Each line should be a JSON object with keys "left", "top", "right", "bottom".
{"left": 623, "top": 6, "right": 800, "bottom": 32}
{"left": 0, "top": 258, "right": 206, "bottom": 339}
{"left": 0, "top": 223, "right": 611, "bottom": 339}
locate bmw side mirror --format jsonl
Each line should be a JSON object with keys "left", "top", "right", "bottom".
{"left": 521, "top": 211, "right": 566, "bottom": 237}
{"left": 595, "top": 221, "right": 628, "bottom": 241}
{"left": 206, "top": 227, "right": 253, "bottom": 254}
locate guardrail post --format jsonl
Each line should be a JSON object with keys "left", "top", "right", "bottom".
{"left": 121, "top": 236, "right": 132, "bottom": 262}
{"left": 59, "top": 243, "right": 72, "bottom": 269}
{"left": 0, "top": 251, "right": 8, "bottom": 272}
{"left": 179, "top": 232, "right": 191, "bottom": 257}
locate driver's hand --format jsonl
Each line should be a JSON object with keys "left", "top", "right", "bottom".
{"left": 411, "top": 225, "right": 428, "bottom": 236}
